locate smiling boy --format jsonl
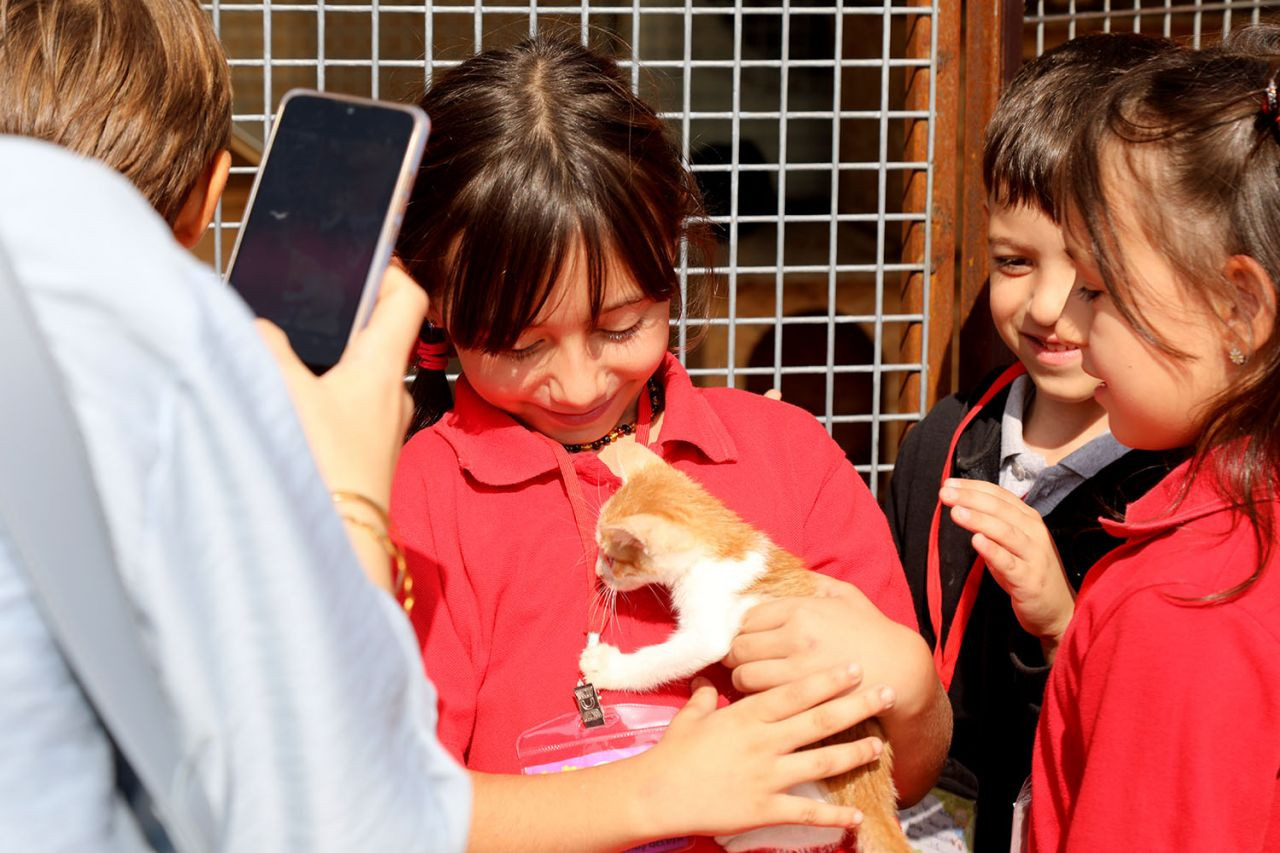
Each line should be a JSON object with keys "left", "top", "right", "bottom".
{"left": 885, "top": 33, "right": 1183, "bottom": 853}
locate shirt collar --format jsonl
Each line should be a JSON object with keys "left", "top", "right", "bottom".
{"left": 998, "top": 374, "right": 1033, "bottom": 467}
{"left": 999, "top": 374, "right": 1126, "bottom": 481}
{"left": 1100, "top": 453, "right": 1235, "bottom": 538}
{"left": 435, "top": 353, "right": 738, "bottom": 487}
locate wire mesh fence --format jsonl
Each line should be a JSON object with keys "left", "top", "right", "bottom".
{"left": 1025, "top": 0, "right": 1280, "bottom": 53}
{"left": 200, "top": 1, "right": 948, "bottom": 491}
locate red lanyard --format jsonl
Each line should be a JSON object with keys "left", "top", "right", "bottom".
{"left": 925, "top": 362, "right": 1025, "bottom": 692}
{"left": 552, "top": 387, "right": 657, "bottom": 638}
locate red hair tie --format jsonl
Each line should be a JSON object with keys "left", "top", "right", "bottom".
{"left": 1262, "top": 78, "right": 1279, "bottom": 121}
{"left": 415, "top": 339, "right": 449, "bottom": 371}
{"left": 415, "top": 321, "right": 449, "bottom": 371}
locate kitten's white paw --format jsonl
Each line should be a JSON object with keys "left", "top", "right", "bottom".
{"left": 578, "top": 641, "right": 625, "bottom": 689}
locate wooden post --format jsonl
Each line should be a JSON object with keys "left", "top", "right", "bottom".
{"left": 958, "top": 0, "right": 1024, "bottom": 391}
{"left": 899, "top": 0, "right": 961, "bottom": 420}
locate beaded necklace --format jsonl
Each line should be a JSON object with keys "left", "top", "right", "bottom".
{"left": 560, "top": 377, "right": 665, "bottom": 453}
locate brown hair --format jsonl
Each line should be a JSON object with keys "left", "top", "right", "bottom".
{"left": 0, "top": 0, "right": 232, "bottom": 224}
{"left": 984, "top": 32, "right": 1178, "bottom": 218}
{"left": 1060, "top": 26, "right": 1280, "bottom": 597}
{"left": 396, "top": 35, "right": 715, "bottom": 434}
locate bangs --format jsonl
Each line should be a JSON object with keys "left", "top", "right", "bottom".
{"left": 983, "top": 133, "right": 1058, "bottom": 220}
{"left": 443, "top": 147, "right": 683, "bottom": 353}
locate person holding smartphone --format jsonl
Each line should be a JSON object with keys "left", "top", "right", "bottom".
{"left": 1, "top": 3, "right": 884, "bottom": 844}
{"left": 0, "top": 134, "right": 886, "bottom": 850}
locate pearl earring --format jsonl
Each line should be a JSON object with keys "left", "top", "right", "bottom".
{"left": 1229, "top": 345, "right": 1247, "bottom": 366}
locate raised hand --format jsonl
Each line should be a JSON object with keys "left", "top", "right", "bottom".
{"left": 257, "top": 264, "right": 426, "bottom": 590}
{"left": 939, "top": 477, "right": 1074, "bottom": 659}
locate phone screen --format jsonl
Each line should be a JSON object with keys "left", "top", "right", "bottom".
{"left": 228, "top": 94, "right": 422, "bottom": 371}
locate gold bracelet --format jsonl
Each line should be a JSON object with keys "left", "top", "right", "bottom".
{"left": 335, "top": 506, "right": 413, "bottom": 613}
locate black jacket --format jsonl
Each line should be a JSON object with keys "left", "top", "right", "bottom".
{"left": 885, "top": 367, "right": 1181, "bottom": 852}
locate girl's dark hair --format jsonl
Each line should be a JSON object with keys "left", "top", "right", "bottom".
{"left": 983, "top": 32, "right": 1179, "bottom": 219}
{"left": 1060, "top": 25, "right": 1280, "bottom": 599}
{"left": 397, "top": 35, "right": 715, "bottom": 435}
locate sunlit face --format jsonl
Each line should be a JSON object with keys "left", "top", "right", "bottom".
{"left": 1062, "top": 172, "right": 1231, "bottom": 451}
{"left": 988, "top": 202, "right": 1101, "bottom": 405}
{"left": 453, "top": 245, "right": 671, "bottom": 446}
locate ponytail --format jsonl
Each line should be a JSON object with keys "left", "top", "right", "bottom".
{"left": 406, "top": 320, "right": 452, "bottom": 438}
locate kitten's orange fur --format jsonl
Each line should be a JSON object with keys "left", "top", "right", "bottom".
{"left": 586, "top": 443, "right": 911, "bottom": 853}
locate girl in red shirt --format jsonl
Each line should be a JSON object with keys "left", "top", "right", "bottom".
{"left": 391, "top": 35, "right": 950, "bottom": 849}
{"left": 1027, "top": 28, "right": 1280, "bottom": 851}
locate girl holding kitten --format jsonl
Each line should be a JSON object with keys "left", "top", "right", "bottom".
{"left": 1029, "top": 28, "right": 1280, "bottom": 850}
{"left": 391, "top": 35, "right": 950, "bottom": 848}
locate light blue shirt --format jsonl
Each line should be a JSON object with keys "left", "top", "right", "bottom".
{"left": 997, "top": 374, "right": 1126, "bottom": 515}
{"left": 0, "top": 137, "right": 469, "bottom": 851}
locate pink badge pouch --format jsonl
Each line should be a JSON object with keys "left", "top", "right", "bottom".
{"left": 516, "top": 703, "right": 692, "bottom": 852}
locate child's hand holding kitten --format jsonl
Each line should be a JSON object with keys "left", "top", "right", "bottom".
{"left": 628, "top": 666, "right": 888, "bottom": 841}
{"left": 723, "top": 574, "right": 946, "bottom": 806}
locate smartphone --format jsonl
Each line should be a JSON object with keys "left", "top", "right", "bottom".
{"left": 226, "top": 89, "right": 429, "bottom": 373}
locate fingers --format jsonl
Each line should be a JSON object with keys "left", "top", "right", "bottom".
{"left": 672, "top": 677, "right": 721, "bottom": 722}
{"left": 969, "top": 533, "right": 1019, "bottom": 585}
{"left": 809, "top": 573, "right": 854, "bottom": 599}
{"left": 343, "top": 265, "right": 428, "bottom": 371}
{"left": 763, "top": 388, "right": 783, "bottom": 401}
{"left": 940, "top": 478, "right": 1033, "bottom": 519}
{"left": 777, "top": 683, "right": 896, "bottom": 754}
{"left": 763, "top": 792, "right": 863, "bottom": 832}
{"left": 733, "top": 659, "right": 860, "bottom": 695}
{"left": 736, "top": 597, "right": 802, "bottom": 634}
{"left": 774, "top": 734, "right": 885, "bottom": 792}
{"left": 739, "top": 664, "right": 862, "bottom": 725}
{"left": 733, "top": 659, "right": 798, "bottom": 694}
{"left": 255, "top": 318, "right": 307, "bottom": 381}
{"left": 942, "top": 481, "right": 1039, "bottom": 557}
{"left": 951, "top": 506, "right": 1027, "bottom": 559}
{"left": 723, "top": 622, "right": 794, "bottom": 670}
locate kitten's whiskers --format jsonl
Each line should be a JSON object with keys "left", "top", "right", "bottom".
{"left": 587, "top": 583, "right": 618, "bottom": 635}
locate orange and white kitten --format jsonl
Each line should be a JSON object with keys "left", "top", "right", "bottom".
{"left": 580, "top": 443, "right": 910, "bottom": 853}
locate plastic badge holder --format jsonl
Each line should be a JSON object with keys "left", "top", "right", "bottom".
{"left": 516, "top": 703, "right": 692, "bottom": 852}
{"left": 1009, "top": 776, "right": 1031, "bottom": 853}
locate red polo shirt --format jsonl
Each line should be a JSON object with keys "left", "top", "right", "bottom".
{"left": 392, "top": 354, "right": 914, "bottom": 844}
{"left": 1030, "top": 456, "right": 1280, "bottom": 852}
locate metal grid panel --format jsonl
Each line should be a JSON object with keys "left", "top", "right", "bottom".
{"left": 1026, "top": 0, "right": 1280, "bottom": 53}
{"left": 204, "top": 1, "right": 945, "bottom": 491}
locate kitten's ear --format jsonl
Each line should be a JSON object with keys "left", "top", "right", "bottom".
{"left": 599, "top": 442, "right": 664, "bottom": 482}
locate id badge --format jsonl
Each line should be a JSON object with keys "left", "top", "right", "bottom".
{"left": 1009, "top": 776, "right": 1031, "bottom": 853}
{"left": 516, "top": 703, "right": 692, "bottom": 853}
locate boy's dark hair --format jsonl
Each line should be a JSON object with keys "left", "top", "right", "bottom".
{"left": 983, "top": 32, "right": 1178, "bottom": 219}
{"left": 1060, "top": 25, "right": 1280, "bottom": 597}
{"left": 0, "top": 0, "right": 232, "bottom": 225}
{"left": 397, "top": 35, "right": 715, "bottom": 434}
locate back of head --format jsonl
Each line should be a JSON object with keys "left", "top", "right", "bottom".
{"left": 0, "top": 0, "right": 232, "bottom": 224}
{"left": 1059, "top": 25, "right": 1280, "bottom": 580}
{"left": 396, "top": 35, "right": 713, "bottom": 355}
{"left": 983, "top": 32, "right": 1179, "bottom": 218}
